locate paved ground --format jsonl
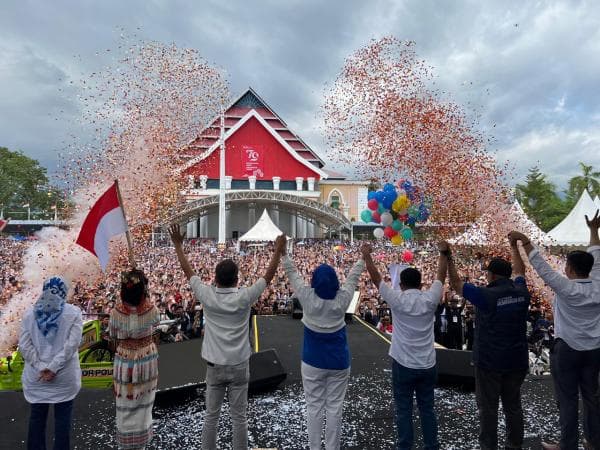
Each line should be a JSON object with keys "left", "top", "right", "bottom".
{"left": 0, "top": 315, "right": 560, "bottom": 449}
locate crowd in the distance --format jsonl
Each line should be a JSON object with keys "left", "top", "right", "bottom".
{"left": 1, "top": 236, "right": 562, "bottom": 343}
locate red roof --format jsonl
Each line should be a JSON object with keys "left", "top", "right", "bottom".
{"left": 182, "top": 88, "right": 325, "bottom": 168}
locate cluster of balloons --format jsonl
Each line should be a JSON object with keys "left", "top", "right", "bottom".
{"left": 360, "top": 180, "right": 431, "bottom": 245}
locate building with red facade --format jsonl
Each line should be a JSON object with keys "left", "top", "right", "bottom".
{"left": 173, "top": 88, "right": 368, "bottom": 239}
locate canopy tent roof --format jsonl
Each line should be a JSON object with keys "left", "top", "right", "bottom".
{"left": 547, "top": 190, "right": 597, "bottom": 246}
{"left": 239, "top": 209, "right": 287, "bottom": 242}
{"left": 448, "top": 200, "right": 551, "bottom": 246}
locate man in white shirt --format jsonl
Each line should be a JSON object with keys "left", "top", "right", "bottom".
{"left": 169, "top": 225, "right": 286, "bottom": 450}
{"left": 362, "top": 242, "right": 447, "bottom": 450}
{"left": 509, "top": 209, "right": 600, "bottom": 450}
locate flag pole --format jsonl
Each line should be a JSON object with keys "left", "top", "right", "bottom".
{"left": 114, "top": 179, "right": 136, "bottom": 268}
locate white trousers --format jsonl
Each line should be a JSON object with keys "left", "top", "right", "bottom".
{"left": 301, "top": 361, "right": 351, "bottom": 450}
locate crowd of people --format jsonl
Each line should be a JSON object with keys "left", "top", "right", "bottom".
{"left": 2, "top": 213, "right": 599, "bottom": 449}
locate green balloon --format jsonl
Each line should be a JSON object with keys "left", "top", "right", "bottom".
{"left": 401, "top": 227, "right": 413, "bottom": 240}
{"left": 360, "top": 210, "right": 373, "bottom": 223}
{"left": 391, "top": 219, "right": 403, "bottom": 231}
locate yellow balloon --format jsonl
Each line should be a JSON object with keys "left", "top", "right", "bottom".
{"left": 391, "top": 234, "right": 403, "bottom": 245}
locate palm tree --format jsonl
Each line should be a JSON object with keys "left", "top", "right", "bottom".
{"left": 565, "top": 162, "right": 600, "bottom": 204}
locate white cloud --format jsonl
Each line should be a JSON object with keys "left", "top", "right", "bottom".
{"left": 2, "top": 0, "right": 600, "bottom": 189}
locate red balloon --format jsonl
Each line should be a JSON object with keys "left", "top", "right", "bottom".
{"left": 372, "top": 211, "right": 381, "bottom": 223}
{"left": 401, "top": 250, "right": 414, "bottom": 263}
{"left": 384, "top": 226, "right": 397, "bottom": 238}
{"left": 399, "top": 214, "right": 409, "bottom": 222}
{"left": 367, "top": 199, "right": 379, "bottom": 211}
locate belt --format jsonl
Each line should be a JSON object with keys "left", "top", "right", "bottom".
{"left": 118, "top": 335, "right": 154, "bottom": 349}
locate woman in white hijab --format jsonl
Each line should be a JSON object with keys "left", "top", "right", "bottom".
{"left": 19, "top": 276, "right": 83, "bottom": 450}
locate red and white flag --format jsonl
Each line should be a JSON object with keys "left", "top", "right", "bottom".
{"left": 0, "top": 218, "right": 10, "bottom": 232}
{"left": 76, "top": 182, "right": 128, "bottom": 271}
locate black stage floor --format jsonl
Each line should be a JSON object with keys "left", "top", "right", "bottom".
{"left": 0, "top": 315, "right": 563, "bottom": 449}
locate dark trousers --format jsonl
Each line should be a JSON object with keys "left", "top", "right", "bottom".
{"left": 27, "top": 400, "right": 74, "bottom": 450}
{"left": 550, "top": 339, "right": 600, "bottom": 450}
{"left": 445, "top": 326, "right": 463, "bottom": 350}
{"left": 475, "top": 367, "right": 527, "bottom": 450}
{"left": 392, "top": 359, "right": 439, "bottom": 450}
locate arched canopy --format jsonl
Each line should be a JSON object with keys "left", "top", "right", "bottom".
{"left": 167, "top": 190, "right": 352, "bottom": 230}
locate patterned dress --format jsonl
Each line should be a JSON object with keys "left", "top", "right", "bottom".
{"left": 109, "top": 300, "right": 159, "bottom": 449}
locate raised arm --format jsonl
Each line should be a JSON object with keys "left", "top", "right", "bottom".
{"left": 169, "top": 224, "right": 195, "bottom": 280}
{"left": 281, "top": 243, "right": 309, "bottom": 295}
{"left": 263, "top": 235, "right": 286, "bottom": 284}
{"left": 508, "top": 235, "right": 526, "bottom": 278}
{"left": 340, "top": 257, "right": 365, "bottom": 294}
{"left": 436, "top": 241, "right": 449, "bottom": 284}
{"left": 586, "top": 210, "right": 600, "bottom": 279}
{"left": 361, "top": 243, "right": 382, "bottom": 287}
{"left": 587, "top": 210, "right": 600, "bottom": 247}
{"left": 444, "top": 243, "right": 464, "bottom": 294}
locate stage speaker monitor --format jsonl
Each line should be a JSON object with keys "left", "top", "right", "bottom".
{"left": 249, "top": 348, "right": 287, "bottom": 393}
{"left": 435, "top": 348, "right": 475, "bottom": 386}
{"left": 292, "top": 297, "right": 303, "bottom": 320}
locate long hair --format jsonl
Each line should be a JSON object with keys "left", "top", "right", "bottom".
{"left": 120, "top": 269, "right": 149, "bottom": 306}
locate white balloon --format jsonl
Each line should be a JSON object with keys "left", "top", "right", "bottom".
{"left": 373, "top": 228, "right": 384, "bottom": 239}
{"left": 380, "top": 212, "right": 393, "bottom": 227}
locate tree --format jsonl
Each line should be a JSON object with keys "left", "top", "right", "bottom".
{"left": 0, "top": 147, "right": 67, "bottom": 219}
{"left": 515, "top": 167, "right": 567, "bottom": 231}
{"left": 564, "top": 162, "right": 600, "bottom": 207}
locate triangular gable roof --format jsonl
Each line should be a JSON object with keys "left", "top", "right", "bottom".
{"left": 547, "top": 190, "right": 597, "bottom": 245}
{"left": 182, "top": 87, "right": 325, "bottom": 168}
{"left": 179, "top": 109, "right": 328, "bottom": 178}
{"left": 239, "top": 209, "right": 286, "bottom": 241}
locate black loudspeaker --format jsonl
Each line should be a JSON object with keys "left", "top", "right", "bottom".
{"left": 249, "top": 348, "right": 287, "bottom": 393}
{"left": 292, "top": 297, "right": 303, "bottom": 320}
{"left": 435, "top": 348, "right": 475, "bottom": 386}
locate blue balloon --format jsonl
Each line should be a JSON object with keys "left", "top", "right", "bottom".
{"left": 383, "top": 182, "right": 395, "bottom": 192}
{"left": 367, "top": 191, "right": 377, "bottom": 200}
{"left": 382, "top": 196, "right": 394, "bottom": 209}
{"left": 375, "top": 190, "right": 385, "bottom": 202}
{"left": 407, "top": 216, "right": 417, "bottom": 226}
{"left": 387, "top": 190, "right": 398, "bottom": 202}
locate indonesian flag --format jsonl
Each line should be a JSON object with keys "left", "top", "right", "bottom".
{"left": 0, "top": 218, "right": 9, "bottom": 232}
{"left": 76, "top": 182, "right": 128, "bottom": 271}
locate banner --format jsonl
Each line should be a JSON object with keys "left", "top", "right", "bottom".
{"left": 241, "top": 145, "right": 264, "bottom": 178}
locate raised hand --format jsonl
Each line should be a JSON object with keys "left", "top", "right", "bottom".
{"left": 585, "top": 209, "right": 600, "bottom": 229}
{"left": 361, "top": 243, "right": 373, "bottom": 258}
{"left": 274, "top": 234, "right": 287, "bottom": 255}
{"left": 508, "top": 231, "right": 528, "bottom": 246}
{"left": 168, "top": 224, "right": 185, "bottom": 246}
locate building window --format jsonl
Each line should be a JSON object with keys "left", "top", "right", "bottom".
{"left": 330, "top": 195, "right": 340, "bottom": 209}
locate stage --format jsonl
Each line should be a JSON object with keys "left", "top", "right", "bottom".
{"left": 0, "top": 315, "right": 561, "bottom": 449}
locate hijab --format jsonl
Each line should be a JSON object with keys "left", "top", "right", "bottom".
{"left": 311, "top": 264, "right": 340, "bottom": 300}
{"left": 34, "top": 276, "right": 69, "bottom": 338}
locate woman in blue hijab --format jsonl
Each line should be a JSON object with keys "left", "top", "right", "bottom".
{"left": 282, "top": 248, "right": 365, "bottom": 450}
{"left": 19, "top": 275, "right": 83, "bottom": 450}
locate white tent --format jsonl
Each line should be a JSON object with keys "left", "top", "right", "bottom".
{"left": 595, "top": 195, "right": 600, "bottom": 209}
{"left": 547, "top": 190, "right": 597, "bottom": 245}
{"left": 509, "top": 200, "right": 553, "bottom": 246}
{"left": 448, "top": 200, "right": 551, "bottom": 246}
{"left": 239, "top": 209, "right": 287, "bottom": 242}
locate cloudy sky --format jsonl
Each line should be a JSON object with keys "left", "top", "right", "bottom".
{"left": 2, "top": 0, "right": 599, "bottom": 190}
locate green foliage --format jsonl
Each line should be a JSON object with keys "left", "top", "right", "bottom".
{"left": 515, "top": 167, "right": 568, "bottom": 231}
{"left": 564, "top": 162, "right": 600, "bottom": 208}
{"left": 0, "top": 147, "right": 68, "bottom": 219}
